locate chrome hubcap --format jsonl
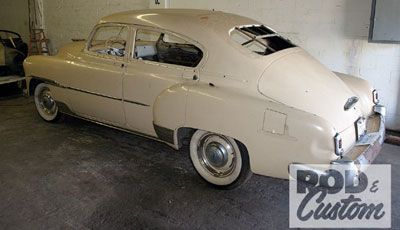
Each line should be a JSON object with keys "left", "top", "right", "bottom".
{"left": 39, "top": 88, "right": 56, "bottom": 115}
{"left": 205, "top": 142, "right": 228, "bottom": 168}
{"left": 197, "top": 134, "right": 236, "bottom": 178}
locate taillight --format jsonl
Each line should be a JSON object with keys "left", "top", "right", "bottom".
{"left": 334, "top": 133, "right": 344, "bottom": 156}
{"left": 372, "top": 89, "right": 379, "bottom": 104}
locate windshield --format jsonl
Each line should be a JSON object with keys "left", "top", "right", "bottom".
{"left": 230, "top": 25, "right": 295, "bottom": 56}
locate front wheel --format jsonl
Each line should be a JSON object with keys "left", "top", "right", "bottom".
{"left": 189, "top": 130, "right": 252, "bottom": 189}
{"left": 34, "top": 83, "right": 61, "bottom": 122}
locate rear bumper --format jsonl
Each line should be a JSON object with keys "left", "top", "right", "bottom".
{"left": 352, "top": 105, "right": 386, "bottom": 165}
{"left": 291, "top": 105, "right": 386, "bottom": 185}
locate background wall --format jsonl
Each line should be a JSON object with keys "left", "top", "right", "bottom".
{"left": 42, "top": 0, "right": 148, "bottom": 51}
{"left": 0, "top": 0, "right": 29, "bottom": 41}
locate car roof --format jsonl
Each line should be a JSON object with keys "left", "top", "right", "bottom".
{"left": 99, "top": 9, "right": 284, "bottom": 81}
{"left": 99, "top": 9, "right": 258, "bottom": 42}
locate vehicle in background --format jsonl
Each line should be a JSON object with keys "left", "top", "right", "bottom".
{"left": 0, "top": 30, "right": 28, "bottom": 94}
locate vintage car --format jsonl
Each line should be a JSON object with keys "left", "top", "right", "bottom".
{"left": 24, "top": 9, "right": 385, "bottom": 189}
{"left": 0, "top": 30, "right": 27, "bottom": 94}
{"left": 0, "top": 30, "right": 27, "bottom": 76}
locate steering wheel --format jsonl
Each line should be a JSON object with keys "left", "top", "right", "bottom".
{"left": 8, "top": 36, "right": 17, "bottom": 48}
{"left": 105, "top": 36, "right": 126, "bottom": 49}
{"left": 0, "top": 30, "right": 21, "bottom": 48}
{"left": 0, "top": 30, "right": 21, "bottom": 39}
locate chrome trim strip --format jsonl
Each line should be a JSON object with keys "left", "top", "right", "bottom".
{"left": 36, "top": 78, "right": 150, "bottom": 107}
{"left": 58, "top": 109, "right": 177, "bottom": 148}
{"left": 51, "top": 99, "right": 178, "bottom": 150}
{"left": 64, "top": 86, "right": 150, "bottom": 107}
{"left": 64, "top": 86, "right": 121, "bottom": 101}
{"left": 123, "top": 99, "right": 150, "bottom": 107}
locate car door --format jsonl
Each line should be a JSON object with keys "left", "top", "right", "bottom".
{"left": 66, "top": 23, "right": 132, "bottom": 127}
{"left": 122, "top": 27, "right": 204, "bottom": 136}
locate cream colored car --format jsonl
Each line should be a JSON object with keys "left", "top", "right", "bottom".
{"left": 24, "top": 9, "right": 385, "bottom": 189}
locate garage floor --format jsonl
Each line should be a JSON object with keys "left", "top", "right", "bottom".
{"left": 1, "top": 96, "right": 399, "bottom": 229}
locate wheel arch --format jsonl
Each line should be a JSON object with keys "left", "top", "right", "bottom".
{"left": 183, "top": 83, "right": 265, "bottom": 145}
{"left": 24, "top": 55, "right": 68, "bottom": 94}
{"left": 175, "top": 126, "right": 250, "bottom": 154}
{"left": 172, "top": 83, "right": 266, "bottom": 175}
{"left": 153, "top": 83, "right": 257, "bottom": 155}
{"left": 153, "top": 83, "right": 188, "bottom": 148}
{"left": 27, "top": 76, "right": 55, "bottom": 96}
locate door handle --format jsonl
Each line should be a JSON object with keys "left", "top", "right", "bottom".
{"left": 183, "top": 73, "right": 198, "bottom": 81}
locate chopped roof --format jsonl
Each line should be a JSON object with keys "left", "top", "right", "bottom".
{"left": 99, "top": 9, "right": 258, "bottom": 42}
{"left": 98, "top": 9, "right": 292, "bottom": 80}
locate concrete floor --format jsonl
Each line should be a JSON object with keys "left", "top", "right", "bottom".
{"left": 0, "top": 96, "right": 399, "bottom": 229}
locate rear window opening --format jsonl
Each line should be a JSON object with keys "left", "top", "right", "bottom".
{"left": 231, "top": 25, "right": 295, "bottom": 55}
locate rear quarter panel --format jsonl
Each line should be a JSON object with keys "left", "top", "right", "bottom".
{"left": 335, "top": 72, "right": 375, "bottom": 117}
{"left": 182, "top": 82, "right": 337, "bottom": 178}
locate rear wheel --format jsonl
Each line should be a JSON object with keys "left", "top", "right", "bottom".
{"left": 34, "top": 83, "right": 61, "bottom": 122}
{"left": 189, "top": 130, "right": 252, "bottom": 189}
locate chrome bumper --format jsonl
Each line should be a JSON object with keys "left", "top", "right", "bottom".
{"left": 352, "top": 105, "right": 386, "bottom": 164}
{"left": 291, "top": 105, "right": 386, "bottom": 185}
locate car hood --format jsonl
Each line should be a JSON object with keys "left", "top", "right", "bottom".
{"left": 258, "top": 49, "right": 361, "bottom": 132}
{"left": 57, "top": 41, "right": 86, "bottom": 58}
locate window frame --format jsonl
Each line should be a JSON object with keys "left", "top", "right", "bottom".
{"left": 85, "top": 23, "right": 134, "bottom": 61}
{"left": 130, "top": 25, "right": 206, "bottom": 70}
{"left": 229, "top": 24, "right": 296, "bottom": 56}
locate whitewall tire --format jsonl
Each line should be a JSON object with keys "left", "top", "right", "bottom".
{"left": 189, "top": 130, "right": 252, "bottom": 189}
{"left": 34, "top": 83, "right": 61, "bottom": 122}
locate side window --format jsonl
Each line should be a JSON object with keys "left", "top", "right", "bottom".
{"left": 134, "top": 29, "right": 203, "bottom": 67}
{"left": 88, "top": 25, "right": 128, "bottom": 57}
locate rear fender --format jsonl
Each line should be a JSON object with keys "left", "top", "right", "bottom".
{"left": 335, "top": 72, "right": 375, "bottom": 116}
{"left": 153, "top": 84, "right": 188, "bottom": 148}
{"left": 182, "top": 82, "right": 336, "bottom": 177}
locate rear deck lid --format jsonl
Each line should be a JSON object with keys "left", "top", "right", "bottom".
{"left": 258, "top": 49, "right": 362, "bottom": 132}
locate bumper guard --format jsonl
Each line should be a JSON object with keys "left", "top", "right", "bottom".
{"left": 291, "top": 105, "right": 386, "bottom": 185}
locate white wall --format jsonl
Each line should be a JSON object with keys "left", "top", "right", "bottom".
{"left": 0, "top": 0, "right": 30, "bottom": 41}
{"left": 163, "top": 0, "right": 400, "bottom": 130}
{"left": 42, "top": 0, "right": 148, "bottom": 52}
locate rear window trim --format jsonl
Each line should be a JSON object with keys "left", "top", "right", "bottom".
{"left": 231, "top": 25, "right": 295, "bottom": 56}
{"left": 235, "top": 26, "right": 278, "bottom": 53}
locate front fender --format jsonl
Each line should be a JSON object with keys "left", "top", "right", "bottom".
{"left": 24, "top": 55, "right": 70, "bottom": 92}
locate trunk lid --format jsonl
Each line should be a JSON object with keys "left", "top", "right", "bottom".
{"left": 258, "top": 49, "right": 361, "bottom": 132}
